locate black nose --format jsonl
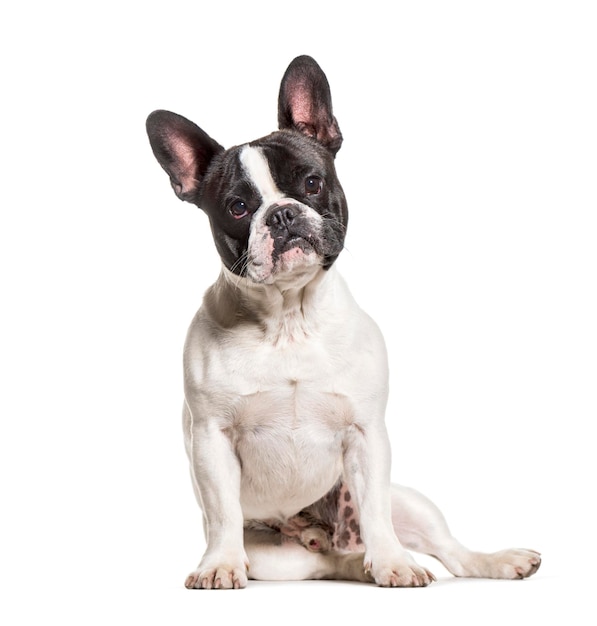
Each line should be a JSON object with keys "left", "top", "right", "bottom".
{"left": 267, "top": 205, "right": 298, "bottom": 231}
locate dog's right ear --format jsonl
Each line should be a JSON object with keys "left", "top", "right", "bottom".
{"left": 278, "top": 55, "right": 343, "bottom": 156}
{"left": 146, "top": 110, "right": 224, "bottom": 203}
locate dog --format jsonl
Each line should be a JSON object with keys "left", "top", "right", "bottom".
{"left": 146, "top": 55, "right": 541, "bottom": 589}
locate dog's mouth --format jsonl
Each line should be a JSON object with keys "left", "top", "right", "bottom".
{"left": 274, "top": 233, "right": 319, "bottom": 270}
{"left": 246, "top": 231, "right": 322, "bottom": 284}
{"left": 245, "top": 204, "right": 331, "bottom": 284}
{"left": 279, "top": 235, "right": 316, "bottom": 255}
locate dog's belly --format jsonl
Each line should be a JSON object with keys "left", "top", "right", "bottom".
{"left": 228, "top": 383, "right": 353, "bottom": 521}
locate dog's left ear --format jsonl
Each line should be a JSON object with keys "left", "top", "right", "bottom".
{"left": 278, "top": 55, "right": 343, "bottom": 156}
{"left": 146, "top": 110, "right": 224, "bottom": 203}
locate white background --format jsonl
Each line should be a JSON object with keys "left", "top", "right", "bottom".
{"left": 1, "top": 1, "right": 595, "bottom": 623}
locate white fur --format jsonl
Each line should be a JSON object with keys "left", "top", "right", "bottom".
{"left": 239, "top": 146, "right": 283, "bottom": 206}
{"left": 180, "top": 155, "right": 540, "bottom": 590}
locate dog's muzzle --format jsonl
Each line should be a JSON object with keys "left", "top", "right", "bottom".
{"left": 266, "top": 203, "right": 319, "bottom": 254}
{"left": 246, "top": 202, "right": 323, "bottom": 283}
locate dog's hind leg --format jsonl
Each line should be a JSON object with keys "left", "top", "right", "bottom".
{"left": 244, "top": 529, "right": 373, "bottom": 583}
{"left": 390, "top": 484, "right": 541, "bottom": 579}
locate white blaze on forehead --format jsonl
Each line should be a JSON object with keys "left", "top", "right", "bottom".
{"left": 239, "top": 145, "right": 284, "bottom": 206}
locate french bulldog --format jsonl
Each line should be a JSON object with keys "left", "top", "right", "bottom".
{"left": 146, "top": 55, "right": 541, "bottom": 589}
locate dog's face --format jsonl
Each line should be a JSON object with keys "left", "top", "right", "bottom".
{"left": 146, "top": 56, "right": 348, "bottom": 285}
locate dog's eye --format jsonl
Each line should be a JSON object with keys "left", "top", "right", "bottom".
{"left": 305, "top": 176, "right": 323, "bottom": 196}
{"left": 229, "top": 200, "right": 249, "bottom": 219}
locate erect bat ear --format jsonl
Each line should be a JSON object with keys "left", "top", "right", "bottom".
{"left": 277, "top": 55, "right": 343, "bottom": 156}
{"left": 146, "top": 110, "right": 224, "bottom": 202}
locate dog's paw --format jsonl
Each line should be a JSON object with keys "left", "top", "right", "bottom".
{"left": 185, "top": 557, "right": 249, "bottom": 590}
{"left": 365, "top": 553, "right": 436, "bottom": 588}
{"left": 485, "top": 548, "right": 542, "bottom": 579}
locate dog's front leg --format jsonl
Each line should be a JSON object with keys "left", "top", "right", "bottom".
{"left": 344, "top": 421, "right": 435, "bottom": 587}
{"left": 183, "top": 401, "right": 249, "bottom": 590}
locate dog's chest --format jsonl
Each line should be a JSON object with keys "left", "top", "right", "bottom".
{"left": 225, "top": 340, "right": 355, "bottom": 519}
{"left": 186, "top": 268, "right": 384, "bottom": 520}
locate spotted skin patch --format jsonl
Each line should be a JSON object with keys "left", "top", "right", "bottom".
{"left": 333, "top": 484, "right": 363, "bottom": 551}
{"left": 258, "top": 482, "right": 363, "bottom": 553}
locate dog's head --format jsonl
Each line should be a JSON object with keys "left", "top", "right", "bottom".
{"left": 146, "top": 56, "right": 347, "bottom": 286}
